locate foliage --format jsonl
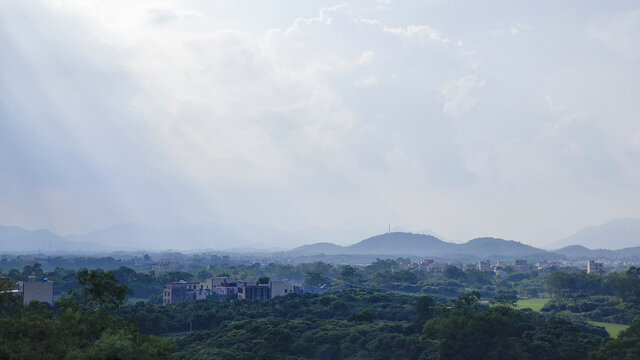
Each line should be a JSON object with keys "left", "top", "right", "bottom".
{"left": 590, "top": 319, "right": 640, "bottom": 360}
{"left": 0, "top": 270, "right": 175, "bottom": 359}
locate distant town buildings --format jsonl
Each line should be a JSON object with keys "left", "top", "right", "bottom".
{"left": 237, "top": 281, "right": 271, "bottom": 301}
{"left": 16, "top": 276, "right": 54, "bottom": 306}
{"left": 515, "top": 259, "right": 530, "bottom": 273}
{"left": 162, "top": 281, "right": 211, "bottom": 305}
{"left": 162, "top": 277, "right": 304, "bottom": 305}
{"left": 478, "top": 260, "right": 491, "bottom": 272}
{"left": 587, "top": 260, "right": 604, "bottom": 274}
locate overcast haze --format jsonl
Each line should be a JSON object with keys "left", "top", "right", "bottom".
{"left": 1, "top": 1, "right": 639, "bottom": 247}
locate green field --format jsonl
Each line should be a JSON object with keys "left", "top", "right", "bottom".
{"left": 588, "top": 321, "right": 629, "bottom": 338}
{"left": 516, "top": 298, "right": 549, "bottom": 312}
{"left": 516, "top": 298, "right": 629, "bottom": 338}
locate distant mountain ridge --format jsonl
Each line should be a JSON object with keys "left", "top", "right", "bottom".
{"left": 550, "top": 218, "right": 640, "bottom": 250}
{"left": 288, "top": 232, "right": 558, "bottom": 260}
{"left": 1, "top": 223, "right": 370, "bottom": 253}
{"left": 554, "top": 244, "right": 640, "bottom": 259}
{"left": 4, "top": 219, "right": 640, "bottom": 260}
{"left": 0, "top": 226, "right": 99, "bottom": 253}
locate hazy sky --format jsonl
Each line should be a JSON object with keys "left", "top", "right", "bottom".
{"left": 1, "top": 1, "right": 639, "bottom": 246}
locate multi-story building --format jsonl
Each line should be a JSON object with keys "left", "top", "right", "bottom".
{"left": 478, "top": 260, "right": 491, "bottom": 272}
{"left": 162, "top": 281, "right": 211, "bottom": 305}
{"left": 162, "top": 277, "right": 304, "bottom": 305}
{"left": 237, "top": 281, "right": 271, "bottom": 300}
{"left": 16, "top": 276, "right": 54, "bottom": 306}
{"left": 202, "top": 277, "right": 229, "bottom": 290}
{"left": 587, "top": 260, "right": 604, "bottom": 274}
{"left": 213, "top": 281, "right": 238, "bottom": 299}
{"left": 515, "top": 259, "right": 530, "bottom": 273}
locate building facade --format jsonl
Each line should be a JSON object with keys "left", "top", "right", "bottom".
{"left": 163, "top": 281, "right": 211, "bottom": 305}
{"left": 17, "top": 277, "right": 54, "bottom": 306}
{"left": 587, "top": 260, "right": 604, "bottom": 274}
{"left": 478, "top": 260, "right": 491, "bottom": 272}
{"left": 237, "top": 281, "right": 271, "bottom": 300}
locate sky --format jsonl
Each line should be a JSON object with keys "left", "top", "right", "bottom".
{"left": 1, "top": 0, "right": 639, "bottom": 247}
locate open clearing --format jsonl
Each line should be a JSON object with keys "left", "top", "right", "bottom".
{"left": 516, "top": 298, "right": 549, "bottom": 312}
{"left": 516, "top": 298, "right": 629, "bottom": 338}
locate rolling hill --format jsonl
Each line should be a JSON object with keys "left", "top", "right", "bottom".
{"left": 288, "top": 232, "right": 562, "bottom": 260}
{"left": 550, "top": 218, "right": 640, "bottom": 250}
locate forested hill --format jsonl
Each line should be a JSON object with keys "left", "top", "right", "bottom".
{"left": 288, "top": 232, "right": 560, "bottom": 260}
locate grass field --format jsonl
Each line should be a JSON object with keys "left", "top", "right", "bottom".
{"left": 588, "top": 321, "right": 629, "bottom": 338}
{"left": 515, "top": 298, "right": 629, "bottom": 338}
{"left": 516, "top": 298, "right": 549, "bottom": 312}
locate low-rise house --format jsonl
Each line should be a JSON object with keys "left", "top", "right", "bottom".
{"left": 269, "top": 280, "right": 298, "bottom": 298}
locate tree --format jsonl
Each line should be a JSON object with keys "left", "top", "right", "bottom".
{"left": 196, "top": 269, "right": 213, "bottom": 282}
{"left": 454, "top": 291, "right": 481, "bottom": 313}
{"left": 256, "top": 277, "right": 270, "bottom": 285}
{"left": 442, "top": 265, "right": 466, "bottom": 281}
{"left": 0, "top": 277, "right": 21, "bottom": 317}
{"left": 76, "top": 269, "right": 128, "bottom": 310}
{"left": 304, "top": 272, "right": 330, "bottom": 287}
{"left": 591, "top": 319, "right": 640, "bottom": 360}
{"left": 614, "top": 267, "right": 640, "bottom": 305}
{"left": 340, "top": 266, "right": 360, "bottom": 288}
{"left": 489, "top": 294, "right": 518, "bottom": 307}
{"left": 415, "top": 295, "right": 436, "bottom": 324}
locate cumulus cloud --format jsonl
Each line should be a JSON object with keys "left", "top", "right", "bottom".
{"left": 1, "top": 0, "right": 640, "bottom": 245}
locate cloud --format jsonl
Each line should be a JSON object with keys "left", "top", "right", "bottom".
{"left": 441, "top": 75, "right": 485, "bottom": 117}
{"left": 488, "top": 24, "right": 531, "bottom": 37}
{"left": 1, "top": 1, "right": 640, "bottom": 246}
{"left": 589, "top": 10, "right": 640, "bottom": 59}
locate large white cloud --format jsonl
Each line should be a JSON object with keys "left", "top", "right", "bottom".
{"left": 1, "top": 0, "right": 640, "bottom": 245}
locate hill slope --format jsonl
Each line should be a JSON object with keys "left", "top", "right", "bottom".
{"left": 347, "top": 232, "right": 454, "bottom": 255}
{"left": 290, "top": 232, "right": 561, "bottom": 260}
{"left": 459, "top": 237, "right": 549, "bottom": 258}
{"left": 551, "top": 218, "right": 640, "bottom": 250}
{"left": 0, "top": 226, "right": 98, "bottom": 253}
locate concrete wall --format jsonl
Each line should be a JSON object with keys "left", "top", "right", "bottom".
{"left": 19, "top": 281, "right": 54, "bottom": 306}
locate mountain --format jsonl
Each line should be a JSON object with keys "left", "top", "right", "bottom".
{"left": 68, "top": 223, "right": 278, "bottom": 251}
{"left": 289, "top": 232, "right": 561, "bottom": 260}
{"left": 347, "top": 233, "right": 454, "bottom": 255}
{"left": 459, "top": 237, "right": 549, "bottom": 258}
{"left": 550, "top": 218, "right": 640, "bottom": 250}
{"left": 0, "top": 226, "right": 98, "bottom": 253}
{"left": 554, "top": 244, "right": 640, "bottom": 259}
{"left": 286, "top": 242, "right": 345, "bottom": 256}
{"left": 68, "top": 223, "right": 367, "bottom": 251}
{"left": 553, "top": 245, "right": 595, "bottom": 258}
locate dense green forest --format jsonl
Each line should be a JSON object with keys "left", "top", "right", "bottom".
{"left": 541, "top": 267, "right": 640, "bottom": 325}
{"left": 2, "top": 263, "right": 640, "bottom": 359}
{"left": 0, "top": 258, "right": 548, "bottom": 301}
